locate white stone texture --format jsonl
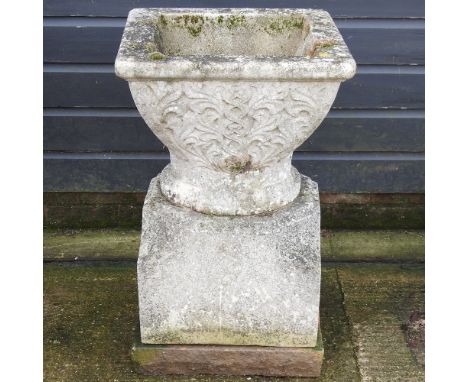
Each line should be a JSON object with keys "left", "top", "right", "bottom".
{"left": 138, "top": 175, "right": 321, "bottom": 347}
{"left": 115, "top": 8, "right": 356, "bottom": 348}
{"left": 130, "top": 80, "right": 339, "bottom": 215}
{"left": 115, "top": 8, "right": 356, "bottom": 215}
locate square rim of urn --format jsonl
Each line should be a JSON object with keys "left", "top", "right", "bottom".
{"left": 115, "top": 8, "right": 356, "bottom": 81}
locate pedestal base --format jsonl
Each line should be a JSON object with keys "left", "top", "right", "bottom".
{"left": 132, "top": 326, "right": 323, "bottom": 377}
{"left": 138, "top": 174, "right": 321, "bottom": 347}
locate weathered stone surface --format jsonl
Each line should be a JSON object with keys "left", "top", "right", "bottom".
{"left": 115, "top": 9, "right": 356, "bottom": 81}
{"left": 132, "top": 331, "right": 323, "bottom": 377}
{"left": 111, "top": 7, "right": 355, "bottom": 370}
{"left": 115, "top": 8, "right": 355, "bottom": 216}
{"left": 131, "top": 81, "right": 335, "bottom": 215}
{"left": 138, "top": 174, "right": 321, "bottom": 347}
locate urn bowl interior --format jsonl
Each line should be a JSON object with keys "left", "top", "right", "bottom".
{"left": 151, "top": 12, "right": 310, "bottom": 57}
{"left": 116, "top": 8, "right": 357, "bottom": 81}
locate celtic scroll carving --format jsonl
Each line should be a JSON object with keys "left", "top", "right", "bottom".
{"left": 131, "top": 81, "right": 338, "bottom": 172}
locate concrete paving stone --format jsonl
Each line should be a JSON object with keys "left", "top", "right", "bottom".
{"left": 44, "top": 264, "right": 359, "bottom": 381}
{"left": 43, "top": 262, "right": 424, "bottom": 381}
{"left": 337, "top": 264, "right": 424, "bottom": 381}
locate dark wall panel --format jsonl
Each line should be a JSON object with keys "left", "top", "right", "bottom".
{"left": 43, "top": 65, "right": 424, "bottom": 109}
{"left": 44, "top": 18, "right": 424, "bottom": 65}
{"left": 44, "top": 109, "right": 424, "bottom": 153}
{"left": 43, "top": 0, "right": 425, "bottom": 194}
{"left": 44, "top": 153, "right": 424, "bottom": 193}
{"left": 44, "top": 0, "right": 425, "bottom": 18}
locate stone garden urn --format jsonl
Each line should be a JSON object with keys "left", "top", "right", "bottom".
{"left": 115, "top": 8, "right": 355, "bottom": 377}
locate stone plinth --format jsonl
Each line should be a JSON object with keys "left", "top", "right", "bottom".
{"left": 138, "top": 174, "right": 320, "bottom": 347}
{"left": 132, "top": 328, "right": 324, "bottom": 377}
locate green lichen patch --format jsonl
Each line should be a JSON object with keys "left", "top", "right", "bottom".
{"left": 264, "top": 17, "right": 305, "bottom": 35}
{"left": 143, "top": 42, "right": 157, "bottom": 53}
{"left": 148, "top": 51, "right": 166, "bottom": 60}
{"left": 143, "top": 326, "right": 321, "bottom": 348}
{"left": 309, "top": 40, "right": 337, "bottom": 57}
{"left": 222, "top": 155, "right": 253, "bottom": 174}
{"left": 225, "top": 15, "right": 247, "bottom": 30}
{"left": 127, "top": 42, "right": 143, "bottom": 51}
{"left": 158, "top": 14, "right": 168, "bottom": 26}
{"left": 170, "top": 14, "right": 206, "bottom": 37}
{"left": 157, "top": 13, "right": 249, "bottom": 37}
{"left": 143, "top": 42, "right": 166, "bottom": 60}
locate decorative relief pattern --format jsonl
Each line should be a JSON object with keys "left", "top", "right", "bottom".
{"left": 131, "top": 81, "right": 338, "bottom": 172}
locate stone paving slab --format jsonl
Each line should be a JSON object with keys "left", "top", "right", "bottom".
{"left": 44, "top": 262, "right": 424, "bottom": 381}
{"left": 337, "top": 265, "right": 425, "bottom": 381}
{"left": 44, "top": 229, "right": 424, "bottom": 263}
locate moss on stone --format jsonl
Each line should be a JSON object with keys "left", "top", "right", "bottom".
{"left": 227, "top": 161, "right": 252, "bottom": 173}
{"left": 225, "top": 15, "right": 246, "bottom": 30}
{"left": 143, "top": 42, "right": 157, "bottom": 53}
{"left": 143, "top": 42, "right": 166, "bottom": 60}
{"left": 149, "top": 51, "right": 166, "bottom": 60}
{"left": 143, "top": 327, "right": 320, "bottom": 348}
{"left": 309, "top": 40, "right": 337, "bottom": 57}
{"left": 127, "top": 42, "right": 142, "bottom": 50}
{"left": 315, "top": 40, "right": 336, "bottom": 49}
{"left": 169, "top": 14, "right": 206, "bottom": 37}
{"left": 265, "top": 17, "right": 304, "bottom": 34}
{"left": 158, "top": 14, "right": 168, "bottom": 26}
{"left": 222, "top": 156, "right": 253, "bottom": 174}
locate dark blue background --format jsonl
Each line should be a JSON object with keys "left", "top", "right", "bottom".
{"left": 43, "top": 1, "right": 425, "bottom": 193}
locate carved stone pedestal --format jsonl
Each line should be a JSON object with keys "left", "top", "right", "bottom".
{"left": 115, "top": 7, "right": 355, "bottom": 377}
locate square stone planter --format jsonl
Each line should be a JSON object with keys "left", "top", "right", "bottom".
{"left": 115, "top": 8, "right": 355, "bottom": 377}
{"left": 115, "top": 8, "right": 355, "bottom": 216}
